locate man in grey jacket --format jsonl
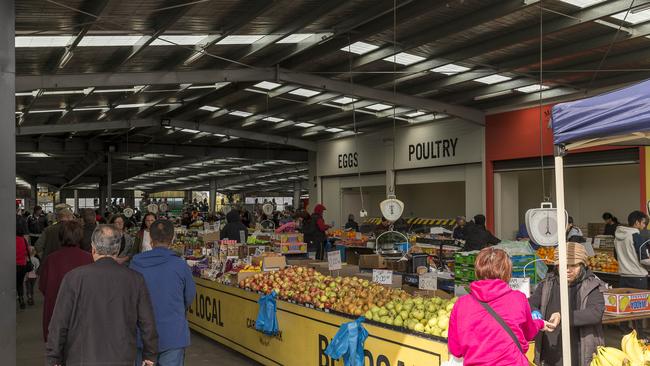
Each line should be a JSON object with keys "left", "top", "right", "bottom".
{"left": 46, "top": 225, "right": 158, "bottom": 366}
{"left": 614, "top": 210, "right": 650, "bottom": 289}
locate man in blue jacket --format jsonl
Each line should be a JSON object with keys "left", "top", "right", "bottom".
{"left": 131, "top": 219, "right": 196, "bottom": 366}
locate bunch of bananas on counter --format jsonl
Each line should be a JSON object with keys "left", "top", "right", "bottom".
{"left": 238, "top": 265, "right": 261, "bottom": 273}
{"left": 590, "top": 330, "right": 650, "bottom": 365}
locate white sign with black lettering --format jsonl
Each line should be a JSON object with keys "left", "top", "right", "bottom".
{"left": 372, "top": 269, "right": 393, "bottom": 285}
{"left": 419, "top": 274, "right": 437, "bottom": 291}
{"left": 327, "top": 250, "right": 342, "bottom": 271}
{"left": 509, "top": 277, "right": 531, "bottom": 297}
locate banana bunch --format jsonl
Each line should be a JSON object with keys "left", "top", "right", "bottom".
{"left": 590, "top": 346, "right": 629, "bottom": 366}
{"left": 621, "top": 330, "right": 650, "bottom": 365}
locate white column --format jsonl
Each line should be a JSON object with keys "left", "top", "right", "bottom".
{"left": 554, "top": 155, "right": 572, "bottom": 366}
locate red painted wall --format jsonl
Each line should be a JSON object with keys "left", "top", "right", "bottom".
{"left": 485, "top": 105, "right": 645, "bottom": 231}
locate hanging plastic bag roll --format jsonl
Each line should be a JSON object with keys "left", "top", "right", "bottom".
{"left": 255, "top": 291, "right": 280, "bottom": 335}
{"left": 324, "top": 317, "right": 369, "bottom": 366}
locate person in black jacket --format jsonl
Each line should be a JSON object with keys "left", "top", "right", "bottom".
{"left": 221, "top": 209, "right": 249, "bottom": 243}
{"left": 602, "top": 212, "right": 619, "bottom": 236}
{"left": 344, "top": 214, "right": 359, "bottom": 231}
{"left": 463, "top": 214, "right": 500, "bottom": 251}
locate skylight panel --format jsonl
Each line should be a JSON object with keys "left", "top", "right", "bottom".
{"left": 229, "top": 110, "right": 253, "bottom": 117}
{"left": 295, "top": 122, "right": 314, "bottom": 128}
{"left": 365, "top": 103, "right": 392, "bottom": 111}
{"left": 94, "top": 86, "right": 145, "bottom": 93}
{"left": 15, "top": 36, "right": 71, "bottom": 48}
{"left": 383, "top": 52, "right": 425, "bottom": 66}
{"left": 325, "top": 128, "right": 344, "bottom": 133}
{"left": 78, "top": 35, "right": 143, "bottom": 47}
{"left": 42, "top": 89, "right": 87, "bottom": 95}
{"left": 73, "top": 106, "right": 108, "bottom": 112}
{"left": 405, "top": 111, "right": 426, "bottom": 118}
{"left": 612, "top": 8, "right": 650, "bottom": 24}
{"left": 277, "top": 33, "right": 314, "bottom": 44}
{"left": 151, "top": 35, "right": 209, "bottom": 46}
{"left": 200, "top": 105, "right": 220, "bottom": 112}
{"left": 289, "top": 88, "right": 321, "bottom": 97}
{"left": 254, "top": 81, "right": 282, "bottom": 90}
{"left": 331, "top": 97, "right": 358, "bottom": 105}
{"left": 430, "top": 63, "right": 470, "bottom": 75}
{"left": 263, "top": 117, "right": 284, "bottom": 123}
{"left": 340, "top": 41, "right": 379, "bottom": 55}
{"left": 559, "top": 0, "right": 606, "bottom": 8}
{"left": 115, "top": 103, "right": 151, "bottom": 109}
{"left": 217, "top": 35, "right": 264, "bottom": 44}
{"left": 181, "top": 128, "right": 201, "bottom": 134}
{"left": 29, "top": 109, "right": 66, "bottom": 114}
{"left": 515, "top": 84, "right": 551, "bottom": 93}
{"left": 474, "top": 74, "right": 512, "bottom": 84}
{"left": 15, "top": 92, "right": 33, "bottom": 96}
{"left": 188, "top": 82, "right": 230, "bottom": 90}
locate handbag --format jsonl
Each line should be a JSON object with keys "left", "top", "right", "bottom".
{"left": 23, "top": 238, "right": 34, "bottom": 272}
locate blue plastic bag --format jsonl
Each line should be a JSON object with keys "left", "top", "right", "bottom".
{"left": 325, "top": 317, "right": 369, "bottom": 366}
{"left": 255, "top": 291, "right": 279, "bottom": 335}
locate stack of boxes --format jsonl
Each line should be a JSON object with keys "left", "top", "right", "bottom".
{"left": 453, "top": 252, "right": 538, "bottom": 286}
{"left": 510, "top": 254, "right": 538, "bottom": 284}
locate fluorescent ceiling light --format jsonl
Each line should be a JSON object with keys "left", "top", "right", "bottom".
{"left": 188, "top": 82, "right": 230, "bottom": 90}
{"left": 365, "top": 103, "right": 392, "bottom": 111}
{"left": 277, "top": 33, "right": 314, "bottom": 43}
{"left": 332, "top": 97, "right": 357, "bottom": 105}
{"left": 200, "top": 105, "right": 220, "bottom": 112}
{"left": 612, "top": 8, "right": 650, "bottom": 24}
{"left": 150, "top": 35, "right": 210, "bottom": 46}
{"left": 254, "top": 81, "right": 282, "bottom": 90}
{"left": 181, "top": 128, "right": 201, "bottom": 134}
{"left": 295, "top": 122, "right": 314, "bottom": 128}
{"left": 217, "top": 35, "right": 264, "bottom": 44}
{"left": 515, "top": 84, "right": 551, "bottom": 93}
{"left": 325, "top": 128, "right": 344, "bottom": 133}
{"left": 474, "top": 90, "right": 513, "bottom": 101}
{"left": 15, "top": 92, "right": 34, "bottom": 96}
{"left": 115, "top": 103, "right": 151, "bottom": 109}
{"left": 17, "top": 152, "right": 49, "bottom": 158}
{"left": 229, "top": 110, "right": 253, "bottom": 117}
{"left": 15, "top": 36, "right": 71, "bottom": 48}
{"left": 383, "top": 52, "right": 425, "bottom": 66}
{"left": 94, "top": 86, "right": 145, "bottom": 93}
{"left": 406, "top": 111, "right": 426, "bottom": 118}
{"left": 78, "top": 35, "right": 143, "bottom": 47}
{"left": 213, "top": 133, "right": 226, "bottom": 137}
{"left": 263, "top": 116, "right": 284, "bottom": 122}
{"left": 73, "top": 106, "right": 108, "bottom": 112}
{"left": 430, "top": 63, "right": 470, "bottom": 75}
{"left": 42, "top": 89, "right": 86, "bottom": 95}
{"left": 289, "top": 88, "right": 321, "bottom": 97}
{"left": 474, "top": 74, "right": 512, "bottom": 84}
{"left": 29, "top": 109, "right": 65, "bottom": 114}
{"left": 340, "top": 41, "right": 379, "bottom": 55}
{"left": 558, "top": 0, "right": 606, "bottom": 7}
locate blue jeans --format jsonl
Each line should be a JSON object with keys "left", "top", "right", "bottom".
{"left": 136, "top": 348, "right": 185, "bottom": 366}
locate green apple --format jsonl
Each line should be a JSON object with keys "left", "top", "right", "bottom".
{"left": 427, "top": 317, "right": 438, "bottom": 328}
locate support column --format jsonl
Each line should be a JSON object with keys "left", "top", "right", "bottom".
{"left": 74, "top": 189, "right": 79, "bottom": 214}
{"left": 308, "top": 151, "right": 318, "bottom": 209}
{"left": 184, "top": 191, "right": 192, "bottom": 204}
{"left": 0, "top": 0, "right": 16, "bottom": 362}
{"left": 209, "top": 179, "right": 217, "bottom": 213}
{"left": 106, "top": 152, "right": 112, "bottom": 208}
{"left": 99, "top": 183, "right": 106, "bottom": 214}
{"left": 293, "top": 182, "right": 300, "bottom": 210}
{"left": 30, "top": 183, "right": 38, "bottom": 209}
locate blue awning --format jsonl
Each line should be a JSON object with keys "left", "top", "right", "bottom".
{"left": 551, "top": 79, "right": 650, "bottom": 146}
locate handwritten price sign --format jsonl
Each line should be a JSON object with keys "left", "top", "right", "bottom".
{"left": 509, "top": 277, "right": 531, "bottom": 297}
{"left": 419, "top": 274, "right": 437, "bottom": 291}
{"left": 372, "top": 269, "right": 393, "bottom": 285}
{"left": 327, "top": 250, "right": 342, "bottom": 271}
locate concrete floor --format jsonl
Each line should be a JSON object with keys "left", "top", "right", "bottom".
{"left": 17, "top": 293, "right": 260, "bottom": 366}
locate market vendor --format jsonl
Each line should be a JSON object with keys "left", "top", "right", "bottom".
{"left": 344, "top": 214, "right": 359, "bottom": 231}
{"left": 462, "top": 214, "right": 500, "bottom": 251}
{"left": 303, "top": 204, "right": 329, "bottom": 259}
{"left": 602, "top": 212, "right": 620, "bottom": 236}
{"left": 529, "top": 242, "right": 606, "bottom": 366}
{"left": 452, "top": 216, "right": 466, "bottom": 240}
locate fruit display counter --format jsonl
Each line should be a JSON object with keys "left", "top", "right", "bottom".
{"left": 188, "top": 277, "right": 450, "bottom": 366}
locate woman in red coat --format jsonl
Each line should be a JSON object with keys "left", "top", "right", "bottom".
{"left": 39, "top": 220, "right": 94, "bottom": 341}
{"left": 16, "top": 215, "right": 30, "bottom": 309}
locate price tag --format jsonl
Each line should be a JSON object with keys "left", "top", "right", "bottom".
{"left": 327, "top": 250, "right": 342, "bottom": 271}
{"left": 204, "top": 222, "right": 211, "bottom": 231}
{"left": 372, "top": 269, "right": 393, "bottom": 285}
{"left": 239, "top": 230, "right": 246, "bottom": 244}
{"left": 418, "top": 274, "right": 437, "bottom": 291}
{"left": 509, "top": 277, "right": 531, "bottom": 297}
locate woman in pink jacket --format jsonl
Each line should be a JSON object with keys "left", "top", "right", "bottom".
{"left": 448, "top": 247, "right": 556, "bottom": 366}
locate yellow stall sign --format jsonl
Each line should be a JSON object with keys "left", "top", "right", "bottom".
{"left": 188, "top": 278, "right": 449, "bottom": 366}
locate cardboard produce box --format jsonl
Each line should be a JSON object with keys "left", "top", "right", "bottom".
{"left": 252, "top": 255, "right": 287, "bottom": 271}
{"left": 286, "top": 258, "right": 321, "bottom": 266}
{"left": 236, "top": 271, "right": 259, "bottom": 283}
{"left": 605, "top": 288, "right": 650, "bottom": 314}
{"left": 401, "top": 285, "right": 452, "bottom": 299}
{"left": 309, "top": 262, "right": 360, "bottom": 277}
{"left": 199, "top": 230, "right": 220, "bottom": 243}
{"left": 358, "top": 254, "right": 386, "bottom": 269}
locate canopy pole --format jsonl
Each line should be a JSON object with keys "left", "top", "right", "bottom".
{"left": 554, "top": 146, "right": 572, "bottom": 366}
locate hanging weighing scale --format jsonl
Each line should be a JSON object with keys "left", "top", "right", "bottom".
{"left": 123, "top": 208, "right": 134, "bottom": 218}
{"left": 525, "top": 202, "right": 568, "bottom": 247}
{"left": 159, "top": 202, "right": 169, "bottom": 213}
{"left": 374, "top": 195, "right": 408, "bottom": 254}
{"left": 262, "top": 203, "right": 274, "bottom": 216}
{"left": 147, "top": 203, "right": 159, "bottom": 214}
{"left": 379, "top": 195, "right": 404, "bottom": 222}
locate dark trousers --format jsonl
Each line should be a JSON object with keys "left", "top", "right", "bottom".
{"left": 16, "top": 265, "right": 27, "bottom": 298}
{"left": 619, "top": 276, "right": 648, "bottom": 336}
{"left": 25, "top": 277, "right": 36, "bottom": 299}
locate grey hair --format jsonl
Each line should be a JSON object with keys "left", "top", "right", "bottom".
{"left": 91, "top": 224, "right": 123, "bottom": 256}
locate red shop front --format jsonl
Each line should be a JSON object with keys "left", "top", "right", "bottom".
{"left": 485, "top": 104, "right": 647, "bottom": 239}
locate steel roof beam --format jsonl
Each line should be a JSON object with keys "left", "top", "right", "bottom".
{"left": 365, "top": 0, "right": 650, "bottom": 88}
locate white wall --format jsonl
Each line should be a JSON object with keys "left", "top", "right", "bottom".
{"left": 495, "top": 164, "right": 640, "bottom": 240}
{"left": 321, "top": 174, "right": 386, "bottom": 227}
{"left": 341, "top": 186, "right": 386, "bottom": 222}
